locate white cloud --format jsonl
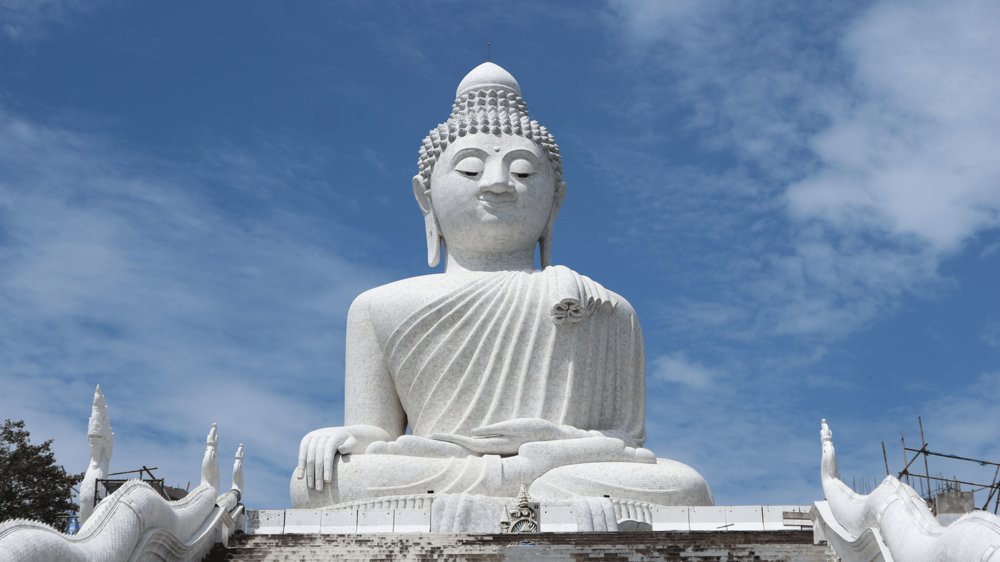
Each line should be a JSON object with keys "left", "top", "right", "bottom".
{"left": 0, "top": 105, "right": 390, "bottom": 508}
{"left": 650, "top": 352, "right": 719, "bottom": 390}
{"left": 787, "top": 0, "right": 1000, "bottom": 253}
{"left": 603, "top": 0, "right": 1000, "bottom": 346}
{"left": 983, "top": 321, "right": 1000, "bottom": 350}
{"left": 597, "top": 2, "right": 1000, "bottom": 506}
{"left": 0, "top": 0, "right": 104, "bottom": 43}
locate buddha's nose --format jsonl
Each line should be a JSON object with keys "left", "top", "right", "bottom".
{"left": 479, "top": 165, "right": 514, "bottom": 194}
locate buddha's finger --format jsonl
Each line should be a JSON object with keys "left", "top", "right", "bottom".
{"left": 306, "top": 437, "right": 320, "bottom": 489}
{"left": 297, "top": 436, "right": 310, "bottom": 479}
{"left": 317, "top": 436, "right": 333, "bottom": 489}
{"left": 326, "top": 435, "right": 351, "bottom": 481}
{"left": 322, "top": 442, "right": 335, "bottom": 482}
{"left": 338, "top": 435, "right": 358, "bottom": 455}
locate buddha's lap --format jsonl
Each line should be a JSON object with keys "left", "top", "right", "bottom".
{"left": 530, "top": 458, "right": 714, "bottom": 506}
{"left": 290, "top": 454, "right": 713, "bottom": 509}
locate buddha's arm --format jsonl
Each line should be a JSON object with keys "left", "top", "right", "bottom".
{"left": 295, "top": 291, "right": 404, "bottom": 490}
{"left": 343, "top": 290, "right": 406, "bottom": 436}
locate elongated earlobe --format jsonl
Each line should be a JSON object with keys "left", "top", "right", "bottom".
{"left": 539, "top": 181, "right": 567, "bottom": 268}
{"left": 425, "top": 215, "right": 442, "bottom": 267}
{"left": 413, "top": 175, "right": 442, "bottom": 267}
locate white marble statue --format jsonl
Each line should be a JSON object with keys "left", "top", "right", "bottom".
{"left": 79, "top": 385, "right": 113, "bottom": 525}
{"left": 290, "top": 63, "right": 713, "bottom": 511}
{"left": 813, "top": 419, "right": 1000, "bottom": 562}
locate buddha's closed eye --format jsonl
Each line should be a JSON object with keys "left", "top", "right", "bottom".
{"left": 510, "top": 159, "right": 536, "bottom": 180}
{"left": 455, "top": 157, "right": 484, "bottom": 178}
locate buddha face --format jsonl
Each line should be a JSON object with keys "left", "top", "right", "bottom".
{"left": 421, "top": 134, "right": 560, "bottom": 256}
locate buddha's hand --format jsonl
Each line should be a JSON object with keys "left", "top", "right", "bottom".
{"left": 430, "top": 418, "right": 586, "bottom": 456}
{"left": 296, "top": 425, "right": 391, "bottom": 491}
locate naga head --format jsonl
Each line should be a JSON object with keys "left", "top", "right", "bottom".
{"left": 87, "top": 385, "right": 114, "bottom": 464}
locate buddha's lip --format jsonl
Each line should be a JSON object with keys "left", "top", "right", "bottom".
{"left": 478, "top": 192, "right": 517, "bottom": 209}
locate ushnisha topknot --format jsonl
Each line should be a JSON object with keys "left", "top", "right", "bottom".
{"left": 417, "top": 63, "right": 563, "bottom": 184}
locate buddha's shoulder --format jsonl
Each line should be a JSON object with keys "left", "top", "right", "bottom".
{"left": 347, "top": 269, "right": 639, "bottom": 323}
{"left": 600, "top": 287, "right": 638, "bottom": 320}
{"left": 554, "top": 265, "right": 637, "bottom": 318}
{"left": 347, "top": 274, "right": 469, "bottom": 322}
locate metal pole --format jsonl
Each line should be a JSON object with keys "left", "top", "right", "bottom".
{"left": 982, "top": 465, "right": 1000, "bottom": 511}
{"left": 919, "top": 417, "right": 931, "bottom": 500}
{"left": 902, "top": 431, "right": 911, "bottom": 486}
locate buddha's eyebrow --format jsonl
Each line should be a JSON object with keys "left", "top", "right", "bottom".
{"left": 503, "top": 149, "right": 542, "bottom": 164}
{"left": 450, "top": 147, "right": 489, "bottom": 163}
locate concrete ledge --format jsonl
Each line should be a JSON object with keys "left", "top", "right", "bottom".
{"left": 321, "top": 510, "right": 358, "bottom": 534}
{"left": 358, "top": 509, "right": 394, "bottom": 533}
{"left": 284, "top": 509, "right": 321, "bottom": 533}
{"left": 245, "top": 505, "right": 816, "bottom": 534}
{"left": 394, "top": 509, "right": 431, "bottom": 533}
{"left": 540, "top": 507, "right": 577, "bottom": 532}
{"left": 246, "top": 510, "right": 285, "bottom": 535}
{"left": 652, "top": 506, "right": 689, "bottom": 531}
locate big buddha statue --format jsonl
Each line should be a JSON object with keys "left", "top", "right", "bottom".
{"left": 290, "top": 63, "right": 713, "bottom": 515}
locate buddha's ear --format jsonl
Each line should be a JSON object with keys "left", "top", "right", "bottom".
{"left": 539, "top": 180, "right": 567, "bottom": 269}
{"left": 413, "top": 175, "right": 442, "bottom": 267}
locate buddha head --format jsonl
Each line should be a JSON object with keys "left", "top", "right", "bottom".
{"left": 413, "top": 63, "right": 567, "bottom": 268}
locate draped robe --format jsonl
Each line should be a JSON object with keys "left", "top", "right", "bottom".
{"left": 290, "top": 267, "right": 720, "bottom": 509}
{"left": 376, "top": 265, "right": 646, "bottom": 444}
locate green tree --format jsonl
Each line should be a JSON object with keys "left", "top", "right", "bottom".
{"left": 0, "top": 419, "right": 84, "bottom": 531}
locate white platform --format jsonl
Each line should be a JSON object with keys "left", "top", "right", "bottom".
{"left": 393, "top": 510, "right": 431, "bottom": 533}
{"left": 245, "top": 505, "right": 814, "bottom": 534}
{"left": 358, "top": 510, "right": 394, "bottom": 533}
{"left": 539, "top": 507, "right": 577, "bottom": 533}
{"left": 321, "top": 510, "right": 359, "bottom": 534}
{"left": 651, "top": 506, "right": 689, "bottom": 531}
{"left": 247, "top": 510, "right": 286, "bottom": 535}
{"left": 284, "top": 509, "right": 322, "bottom": 533}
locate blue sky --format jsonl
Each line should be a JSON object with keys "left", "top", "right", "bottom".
{"left": 1, "top": 0, "right": 998, "bottom": 510}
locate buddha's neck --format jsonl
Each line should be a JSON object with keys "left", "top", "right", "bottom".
{"left": 444, "top": 245, "right": 536, "bottom": 274}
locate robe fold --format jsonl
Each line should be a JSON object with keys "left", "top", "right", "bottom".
{"left": 376, "top": 265, "right": 646, "bottom": 446}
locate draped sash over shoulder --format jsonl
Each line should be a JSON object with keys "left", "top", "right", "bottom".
{"left": 377, "top": 266, "right": 646, "bottom": 446}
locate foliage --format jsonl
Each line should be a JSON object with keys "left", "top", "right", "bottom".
{"left": 0, "top": 419, "right": 84, "bottom": 531}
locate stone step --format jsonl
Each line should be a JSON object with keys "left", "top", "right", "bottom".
{"left": 203, "top": 530, "right": 839, "bottom": 561}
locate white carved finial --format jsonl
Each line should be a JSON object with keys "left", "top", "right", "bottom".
{"left": 88, "top": 385, "right": 114, "bottom": 447}
{"left": 820, "top": 418, "right": 840, "bottom": 482}
{"left": 201, "top": 423, "right": 220, "bottom": 491}
{"left": 231, "top": 444, "right": 244, "bottom": 496}
{"left": 80, "top": 385, "right": 114, "bottom": 525}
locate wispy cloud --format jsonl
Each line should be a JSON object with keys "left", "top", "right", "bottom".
{"left": 0, "top": 106, "right": 390, "bottom": 508}
{"left": 602, "top": 0, "right": 1000, "bottom": 346}
{"left": 650, "top": 352, "right": 720, "bottom": 390}
{"left": 0, "top": 0, "right": 105, "bottom": 43}
{"left": 594, "top": 0, "right": 1000, "bottom": 504}
{"left": 984, "top": 321, "right": 1000, "bottom": 350}
{"left": 787, "top": 0, "right": 1000, "bottom": 253}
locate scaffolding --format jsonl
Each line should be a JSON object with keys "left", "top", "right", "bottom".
{"left": 93, "top": 466, "right": 171, "bottom": 507}
{"left": 883, "top": 417, "right": 1000, "bottom": 514}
